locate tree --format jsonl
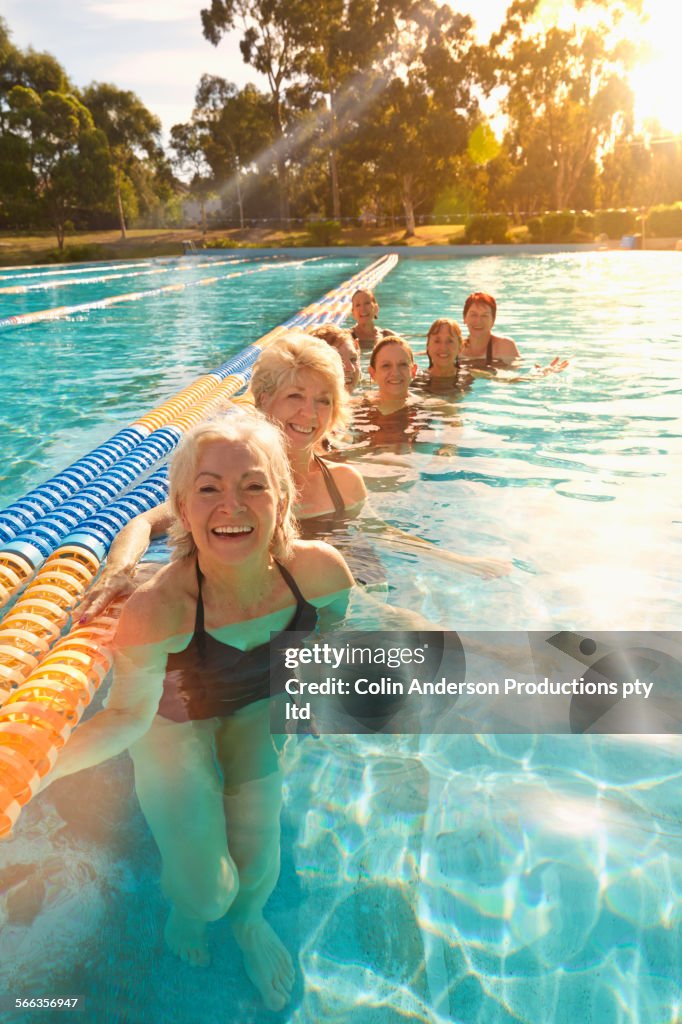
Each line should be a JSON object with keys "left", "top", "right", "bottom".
{"left": 354, "top": 4, "right": 480, "bottom": 235}
{"left": 170, "top": 120, "right": 216, "bottom": 234}
{"left": 493, "top": 0, "right": 641, "bottom": 211}
{"left": 192, "top": 76, "right": 276, "bottom": 225}
{"left": 81, "top": 83, "right": 163, "bottom": 238}
{"left": 201, "top": 0, "right": 314, "bottom": 221}
{"left": 7, "top": 86, "right": 113, "bottom": 249}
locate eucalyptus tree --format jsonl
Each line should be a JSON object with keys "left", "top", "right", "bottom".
{"left": 200, "top": 0, "right": 420, "bottom": 221}
{"left": 6, "top": 86, "right": 113, "bottom": 248}
{"left": 492, "top": 0, "right": 642, "bottom": 211}
{"left": 356, "top": 3, "right": 481, "bottom": 235}
{"left": 81, "top": 83, "right": 163, "bottom": 238}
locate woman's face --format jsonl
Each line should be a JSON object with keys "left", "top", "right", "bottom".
{"left": 464, "top": 301, "right": 495, "bottom": 341}
{"left": 262, "top": 369, "right": 334, "bottom": 450}
{"left": 332, "top": 338, "right": 361, "bottom": 391}
{"left": 369, "top": 343, "right": 416, "bottom": 399}
{"left": 427, "top": 325, "right": 461, "bottom": 371}
{"left": 351, "top": 291, "right": 378, "bottom": 325}
{"left": 180, "top": 439, "right": 278, "bottom": 563}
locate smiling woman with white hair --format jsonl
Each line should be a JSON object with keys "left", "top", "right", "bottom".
{"left": 44, "top": 411, "right": 353, "bottom": 1010}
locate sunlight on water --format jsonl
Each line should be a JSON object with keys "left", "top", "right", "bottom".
{"left": 1, "top": 252, "right": 681, "bottom": 1023}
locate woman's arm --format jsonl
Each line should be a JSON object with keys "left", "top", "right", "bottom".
{"left": 77, "top": 502, "right": 174, "bottom": 621}
{"left": 359, "top": 509, "right": 510, "bottom": 579}
{"left": 470, "top": 358, "right": 568, "bottom": 383}
{"left": 45, "top": 584, "right": 173, "bottom": 786}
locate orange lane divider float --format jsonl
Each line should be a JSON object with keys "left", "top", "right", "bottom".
{"left": 0, "top": 254, "right": 399, "bottom": 836}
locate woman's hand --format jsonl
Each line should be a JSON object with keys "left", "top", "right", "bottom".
{"left": 445, "top": 553, "right": 511, "bottom": 579}
{"left": 531, "top": 357, "right": 569, "bottom": 377}
{"left": 77, "top": 567, "right": 137, "bottom": 623}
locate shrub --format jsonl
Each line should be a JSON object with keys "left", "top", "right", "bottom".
{"left": 307, "top": 219, "right": 342, "bottom": 246}
{"left": 464, "top": 213, "right": 509, "bottom": 243}
{"left": 645, "top": 204, "right": 682, "bottom": 237}
{"left": 526, "top": 217, "right": 543, "bottom": 242}
{"left": 542, "top": 211, "right": 576, "bottom": 241}
{"left": 594, "top": 209, "right": 636, "bottom": 238}
{"left": 209, "top": 237, "right": 239, "bottom": 249}
{"left": 576, "top": 211, "right": 596, "bottom": 235}
{"left": 44, "top": 244, "right": 100, "bottom": 263}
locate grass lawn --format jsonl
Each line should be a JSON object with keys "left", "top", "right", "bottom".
{"left": 1, "top": 223, "right": 677, "bottom": 266}
{"left": 0, "top": 224, "right": 468, "bottom": 267}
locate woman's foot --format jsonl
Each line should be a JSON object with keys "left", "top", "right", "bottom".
{"left": 164, "top": 908, "right": 210, "bottom": 966}
{"left": 232, "top": 917, "right": 295, "bottom": 1010}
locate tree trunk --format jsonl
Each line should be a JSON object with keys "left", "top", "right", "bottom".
{"left": 329, "top": 92, "right": 341, "bottom": 220}
{"left": 56, "top": 222, "right": 65, "bottom": 252}
{"left": 116, "top": 174, "right": 127, "bottom": 240}
{"left": 402, "top": 175, "right": 416, "bottom": 237}
{"left": 276, "top": 153, "right": 290, "bottom": 225}
{"left": 235, "top": 158, "right": 245, "bottom": 230}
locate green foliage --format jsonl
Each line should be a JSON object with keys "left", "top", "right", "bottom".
{"left": 594, "top": 208, "right": 636, "bottom": 237}
{"left": 44, "top": 243, "right": 100, "bottom": 263}
{"left": 464, "top": 213, "right": 509, "bottom": 243}
{"left": 467, "top": 124, "right": 501, "bottom": 166}
{"left": 645, "top": 204, "right": 682, "bottom": 237}
{"left": 526, "top": 211, "right": 576, "bottom": 242}
{"left": 5, "top": 86, "right": 114, "bottom": 248}
{"left": 576, "top": 211, "right": 596, "bottom": 235}
{"left": 306, "top": 219, "right": 342, "bottom": 245}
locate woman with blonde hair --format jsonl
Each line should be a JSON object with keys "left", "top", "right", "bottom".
{"left": 80, "top": 332, "right": 367, "bottom": 614}
{"left": 46, "top": 412, "right": 353, "bottom": 1009}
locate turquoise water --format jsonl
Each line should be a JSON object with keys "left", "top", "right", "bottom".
{"left": 0, "top": 252, "right": 681, "bottom": 1023}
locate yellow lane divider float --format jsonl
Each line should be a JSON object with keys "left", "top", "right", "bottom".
{"left": 0, "top": 254, "right": 399, "bottom": 836}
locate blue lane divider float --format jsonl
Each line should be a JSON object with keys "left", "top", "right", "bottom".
{"left": 0, "top": 254, "right": 399, "bottom": 838}
{"left": 0, "top": 253, "right": 398, "bottom": 606}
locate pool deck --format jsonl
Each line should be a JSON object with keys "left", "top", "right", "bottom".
{"left": 196, "top": 243, "right": 603, "bottom": 259}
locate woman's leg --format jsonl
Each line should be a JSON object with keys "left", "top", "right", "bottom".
{"left": 217, "top": 709, "right": 295, "bottom": 1009}
{"left": 129, "top": 715, "right": 238, "bottom": 965}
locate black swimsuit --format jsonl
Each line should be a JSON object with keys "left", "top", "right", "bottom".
{"left": 314, "top": 454, "right": 345, "bottom": 517}
{"left": 158, "top": 561, "right": 318, "bottom": 722}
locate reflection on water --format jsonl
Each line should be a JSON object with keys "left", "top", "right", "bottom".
{"left": 1, "top": 253, "right": 681, "bottom": 1021}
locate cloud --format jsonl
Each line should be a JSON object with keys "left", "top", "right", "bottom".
{"left": 86, "top": 0, "right": 198, "bottom": 22}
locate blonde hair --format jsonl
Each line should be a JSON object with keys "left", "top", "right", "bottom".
{"left": 250, "top": 330, "right": 350, "bottom": 436}
{"left": 426, "top": 318, "right": 462, "bottom": 367}
{"left": 167, "top": 411, "right": 299, "bottom": 561}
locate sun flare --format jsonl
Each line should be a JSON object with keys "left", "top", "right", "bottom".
{"left": 629, "top": 3, "right": 682, "bottom": 134}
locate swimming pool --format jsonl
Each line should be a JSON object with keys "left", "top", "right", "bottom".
{"left": 0, "top": 252, "right": 680, "bottom": 1023}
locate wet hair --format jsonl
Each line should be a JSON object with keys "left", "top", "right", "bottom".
{"left": 168, "top": 411, "right": 298, "bottom": 562}
{"left": 250, "top": 330, "right": 350, "bottom": 435}
{"left": 463, "top": 292, "right": 497, "bottom": 323}
{"left": 308, "top": 323, "right": 357, "bottom": 350}
{"left": 369, "top": 334, "right": 415, "bottom": 370}
{"left": 426, "top": 318, "right": 463, "bottom": 368}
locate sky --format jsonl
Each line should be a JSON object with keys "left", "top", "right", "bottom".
{"left": 0, "top": 0, "right": 507, "bottom": 137}
{"left": 3, "top": 0, "right": 681, "bottom": 139}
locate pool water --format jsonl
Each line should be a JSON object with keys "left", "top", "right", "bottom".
{"left": 0, "top": 252, "right": 681, "bottom": 1023}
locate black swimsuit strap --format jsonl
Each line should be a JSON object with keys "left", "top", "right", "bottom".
{"left": 273, "top": 560, "right": 307, "bottom": 609}
{"left": 194, "top": 558, "right": 306, "bottom": 640}
{"left": 314, "top": 454, "right": 345, "bottom": 515}
{"left": 486, "top": 337, "right": 494, "bottom": 363}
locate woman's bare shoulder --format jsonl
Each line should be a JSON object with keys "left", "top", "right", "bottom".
{"left": 115, "top": 559, "right": 195, "bottom": 648}
{"left": 286, "top": 540, "right": 355, "bottom": 598}
{"left": 329, "top": 461, "right": 368, "bottom": 504}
